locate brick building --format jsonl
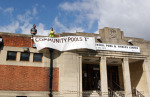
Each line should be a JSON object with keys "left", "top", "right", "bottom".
{"left": 0, "top": 27, "right": 150, "bottom": 97}
{"left": 0, "top": 33, "right": 59, "bottom": 97}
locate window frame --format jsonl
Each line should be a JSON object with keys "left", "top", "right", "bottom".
{"left": 33, "top": 53, "right": 43, "bottom": 62}
{"left": 6, "top": 51, "right": 17, "bottom": 61}
{"left": 20, "top": 52, "right": 30, "bottom": 62}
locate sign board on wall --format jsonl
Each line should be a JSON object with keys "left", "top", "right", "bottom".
{"left": 33, "top": 36, "right": 96, "bottom": 51}
{"left": 96, "top": 43, "right": 140, "bottom": 53}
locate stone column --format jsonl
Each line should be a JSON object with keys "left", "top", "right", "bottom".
{"left": 143, "top": 59, "right": 150, "bottom": 97}
{"left": 122, "top": 57, "right": 132, "bottom": 97}
{"left": 100, "top": 56, "right": 108, "bottom": 97}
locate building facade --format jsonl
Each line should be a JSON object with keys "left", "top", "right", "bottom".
{"left": 0, "top": 27, "right": 150, "bottom": 97}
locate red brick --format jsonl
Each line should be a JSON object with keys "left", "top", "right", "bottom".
{"left": 0, "top": 65, "right": 59, "bottom": 91}
{"left": 0, "top": 35, "right": 32, "bottom": 47}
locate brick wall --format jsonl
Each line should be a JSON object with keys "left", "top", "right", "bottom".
{"left": 0, "top": 65, "right": 59, "bottom": 91}
{"left": 0, "top": 35, "right": 32, "bottom": 47}
{"left": 0, "top": 33, "right": 60, "bottom": 48}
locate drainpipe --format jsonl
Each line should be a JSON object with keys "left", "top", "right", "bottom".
{"left": 49, "top": 48, "right": 54, "bottom": 97}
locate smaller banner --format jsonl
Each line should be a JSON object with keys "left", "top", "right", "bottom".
{"left": 33, "top": 36, "right": 96, "bottom": 51}
{"left": 96, "top": 43, "right": 140, "bottom": 53}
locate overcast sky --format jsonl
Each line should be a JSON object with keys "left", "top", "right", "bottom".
{"left": 0, "top": 0, "right": 150, "bottom": 40}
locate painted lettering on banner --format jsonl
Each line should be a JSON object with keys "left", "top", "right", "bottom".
{"left": 33, "top": 36, "right": 95, "bottom": 51}
{"left": 35, "top": 36, "right": 89, "bottom": 43}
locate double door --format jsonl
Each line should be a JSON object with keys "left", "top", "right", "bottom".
{"left": 82, "top": 64, "right": 100, "bottom": 90}
{"left": 107, "top": 66, "right": 120, "bottom": 90}
{"left": 82, "top": 65, "right": 120, "bottom": 91}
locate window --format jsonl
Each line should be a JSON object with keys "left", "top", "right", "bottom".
{"left": 7, "top": 51, "right": 17, "bottom": 60}
{"left": 20, "top": 52, "right": 30, "bottom": 61}
{"left": 33, "top": 53, "right": 43, "bottom": 62}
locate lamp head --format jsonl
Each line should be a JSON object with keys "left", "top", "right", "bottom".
{"left": 128, "top": 39, "right": 133, "bottom": 45}
{"left": 128, "top": 39, "right": 132, "bottom": 43}
{"left": 97, "top": 36, "right": 101, "bottom": 40}
{"left": 97, "top": 36, "right": 102, "bottom": 42}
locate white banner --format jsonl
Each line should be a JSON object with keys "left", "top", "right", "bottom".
{"left": 33, "top": 36, "right": 96, "bottom": 51}
{"left": 96, "top": 43, "right": 140, "bottom": 53}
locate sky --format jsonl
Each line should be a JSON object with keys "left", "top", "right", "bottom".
{"left": 0, "top": 0, "right": 150, "bottom": 40}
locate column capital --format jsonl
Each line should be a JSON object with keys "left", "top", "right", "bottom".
{"left": 123, "top": 57, "right": 129, "bottom": 61}
{"left": 99, "top": 56, "right": 106, "bottom": 61}
{"left": 144, "top": 59, "right": 148, "bottom": 63}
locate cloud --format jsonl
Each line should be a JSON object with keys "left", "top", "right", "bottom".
{"left": 41, "top": 5, "right": 46, "bottom": 8}
{"left": 0, "top": 22, "right": 19, "bottom": 33}
{"left": 18, "top": 8, "right": 48, "bottom": 36}
{"left": 54, "top": 17, "right": 84, "bottom": 33}
{"left": 36, "top": 23, "right": 49, "bottom": 36}
{"left": 3, "top": 7, "right": 14, "bottom": 13}
{"left": 94, "top": 30, "right": 99, "bottom": 34}
{"left": 20, "top": 22, "right": 32, "bottom": 34}
{"left": 59, "top": 0, "right": 100, "bottom": 30}
{"left": 0, "top": 6, "right": 49, "bottom": 36}
{"left": 59, "top": 0, "right": 150, "bottom": 40}
{"left": 98, "top": 0, "right": 150, "bottom": 40}
{"left": 33, "top": 7, "right": 37, "bottom": 16}
{"left": 17, "top": 10, "right": 32, "bottom": 23}
{"left": 20, "top": 22, "right": 49, "bottom": 36}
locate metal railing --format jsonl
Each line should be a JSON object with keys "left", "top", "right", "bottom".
{"left": 133, "top": 88, "right": 145, "bottom": 97}
{"left": 116, "top": 91, "right": 125, "bottom": 97}
{"left": 112, "top": 81, "right": 124, "bottom": 91}
{"left": 112, "top": 81, "right": 125, "bottom": 97}
{"left": 108, "top": 88, "right": 118, "bottom": 97}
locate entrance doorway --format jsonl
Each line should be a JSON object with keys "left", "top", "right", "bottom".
{"left": 107, "top": 66, "right": 120, "bottom": 90}
{"left": 82, "top": 64, "right": 100, "bottom": 91}
{"left": 82, "top": 64, "right": 121, "bottom": 91}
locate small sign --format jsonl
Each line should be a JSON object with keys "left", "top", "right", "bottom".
{"left": 96, "top": 43, "right": 140, "bottom": 53}
{"left": 33, "top": 44, "right": 36, "bottom": 48}
{"left": 0, "top": 38, "right": 2, "bottom": 42}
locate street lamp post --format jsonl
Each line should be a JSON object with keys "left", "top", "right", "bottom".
{"left": 49, "top": 48, "right": 54, "bottom": 97}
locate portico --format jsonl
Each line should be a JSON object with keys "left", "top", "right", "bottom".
{"left": 80, "top": 50, "right": 149, "bottom": 97}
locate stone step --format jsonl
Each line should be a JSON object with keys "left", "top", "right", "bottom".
{"left": 115, "top": 91, "right": 125, "bottom": 97}
{"left": 83, "top": 91, "right": 101, "bottom": 97}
